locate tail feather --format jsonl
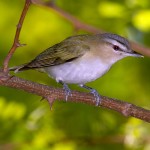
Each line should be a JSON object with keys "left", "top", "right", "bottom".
{"left": 9, "top": 64, "right": 29, "bottom": 73}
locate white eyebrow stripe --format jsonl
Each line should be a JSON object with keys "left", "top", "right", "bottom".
{"left": 105, "top": 39, "right": 127, "bottom": 51}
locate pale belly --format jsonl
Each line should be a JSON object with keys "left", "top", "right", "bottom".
{"left": 44, "top": 57, "right": 111, "bottom": 84}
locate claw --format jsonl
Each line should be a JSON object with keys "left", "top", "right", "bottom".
{"left": 90, "top": 89, "right": 101, "bottom": 106}
{"left": 59, "top": 80, "right": 72, "bottom": 101}
{"left": 79, "top": 84, "right": 101, "bottom": 106}
{"left": 63, "top": 83, "right": 72, "bottom": 101}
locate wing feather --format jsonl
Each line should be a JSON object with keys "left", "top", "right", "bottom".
{"left": 23, "top": 35, "right": 90, "bottom": 69}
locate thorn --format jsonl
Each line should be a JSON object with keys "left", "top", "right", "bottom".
{"left": 16, "top": 42, "right": 26, "bottom": 47}
{"left": 40, "top": 96, "right": 54, "bottom": 110}
{"left": 20, "top": 43, "right": 27, "bottom": 47}
{"left": 46, "top": 95, "right": 55, "bottom": 110}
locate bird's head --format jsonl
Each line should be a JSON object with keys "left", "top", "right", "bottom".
{"left": 94, "top": 33, "right": 143, "bottom": 64}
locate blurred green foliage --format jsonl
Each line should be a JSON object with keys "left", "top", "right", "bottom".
{"left": 0, "top": 0, "right": 150, "bottom": 150}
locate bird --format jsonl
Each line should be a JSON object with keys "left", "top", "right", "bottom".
{"left": 10, "top": 33, "right": 143, "bottom": 106}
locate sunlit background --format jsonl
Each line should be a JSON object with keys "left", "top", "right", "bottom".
{"left": 0, "top": 0, "right": 150, "bottom": 150}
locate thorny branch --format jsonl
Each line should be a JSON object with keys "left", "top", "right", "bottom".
{"left": 0, "top": 74, "right": 150, "bottom": 122}
{"left": 3, "top": 0, "right": 31, "bottom": 73}
{"left": 0, "top": 0, "right": 150, "bottom": 123}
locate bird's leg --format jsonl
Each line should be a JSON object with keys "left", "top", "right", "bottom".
{"left": 79, "top": 84, "right": 101, "bottom": 106}
{"left": 59, "top": 80, "right": 72, "bottom": 101}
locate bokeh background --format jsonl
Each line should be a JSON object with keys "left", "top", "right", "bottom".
{"left": 0, "top": 0, "right": 150, "bottom": 149}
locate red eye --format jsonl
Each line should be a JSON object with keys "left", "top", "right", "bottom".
{"left": 113, "top": 45, "right": 119, "bottom": 51}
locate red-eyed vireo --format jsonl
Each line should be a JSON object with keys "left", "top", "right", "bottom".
{"left": 10, "top": 33, "right": 143, "bottom": 105}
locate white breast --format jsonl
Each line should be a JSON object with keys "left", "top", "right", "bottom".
{"left": 44, "top": 55, "right": 111, "bottom": 84}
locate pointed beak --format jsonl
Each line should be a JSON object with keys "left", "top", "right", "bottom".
{"left": 128, "top": 50, "right": 144, "bottom": 58}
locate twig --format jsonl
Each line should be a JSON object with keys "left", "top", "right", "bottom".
{"left": 3, "top": 0, "right": 32, "bottom": 73}
{"left": 130, "top": 41, "right": 150, "bottom": 57}
{"left": 0, "top": 73, "right": 150, "bottom": 123}
{"left": 32, "top": 0, "right": 103, "bottom": 33}
{"left": 47, "top": 1, "right": 103, "bottom": 33}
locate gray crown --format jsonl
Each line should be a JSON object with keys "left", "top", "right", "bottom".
{"left": 99, "top": 33, "right": 130, "bottom": 49}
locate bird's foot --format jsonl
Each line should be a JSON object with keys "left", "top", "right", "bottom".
{"left": 59, "top": 80, "right": 72, "bottom": 101}
{"left": 90, "top": 88, "right": 101, "bottom": 106}
{"left": 63, "top": 83, "right": 72, "bottom": 101}
{"left": 79, "top": 84, "right": 101, "bottom": 106}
